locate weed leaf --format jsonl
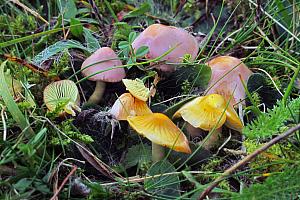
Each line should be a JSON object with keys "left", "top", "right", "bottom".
{"left": 145, "top": 160, "right": 180, "bottom": 197}
{"left": 33, "top": 40, "right": 93, "bottom": 65}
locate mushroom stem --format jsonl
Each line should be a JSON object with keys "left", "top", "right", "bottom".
{"left": 201, "top": 128, "right": 223, "bottom": 150}
{"left": 88, "top": 81, "right": 106, "bottom": 104}
{"left": 152, "top": 143, "right": 165, "bottom": 163}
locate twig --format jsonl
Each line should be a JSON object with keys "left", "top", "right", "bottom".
{"left": 9, "top": 0, "right": 49, "bottom": 25}
{"left": 101, "top": 171, "right": 215, "bottom": 187}
{"left": 198, "top": 123, "right": 300, "bottom": 200}
{"left": 50, "top": 165, "right": 78, "bottom": 200}
{"left": 3, "top": 54, "right": 60, "bottom": 81}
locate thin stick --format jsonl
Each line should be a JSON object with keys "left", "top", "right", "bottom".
{"left": 101, "top": 171, "right": 215, "bottom": 186}
{"left": 50, "top": 165, "right": 78, "bottom": 200}
{"left": 198, "top": 123, "right": 300, "bottom": 200}
{"left": 9, "top": 0, "right": 49, "bottom": 25}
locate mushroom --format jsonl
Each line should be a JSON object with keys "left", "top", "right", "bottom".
{"left": 173, "top": 94, "right": 242, "bottom": 150}
{"left": 43, "top": 80, "right": 81, "bottom": 116}
{"left": 205, "top": 56, "right": 253, "bottom": 107}
{"left": 110, "top": 78, "right": 152, "bottom": 120}
{"left": 127, "top": 113, "right": 191, "bottom": 162}
{"left": 109, "top": 93, "right": 152, "bottom": 120}
{"left": 132, "top": 24, "right": 199, "bottom": 72}
{"left": 81, "top": 47, "right": 126, "bottom": 104}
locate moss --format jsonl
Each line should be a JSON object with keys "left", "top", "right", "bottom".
{"left": 251, "top": 92, "right": 261, "bottom": 106}
{"left": 181, "top": 80, "right": 192, "bottom": 95}
{"left": 243, "top": 139, "right": 300, "bottom": 172}
{"left": 49, "top": 119, "right": 94, "bottom": 146}
{"left": 2, "top": 14, "right": 37, "bottom": 36}
{"left": 48, "top": 50, "right": 70, "bottom": 78}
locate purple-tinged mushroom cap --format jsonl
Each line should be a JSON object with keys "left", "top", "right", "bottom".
{"left": 81, "top": 47, "right": 125, "bottom": 82}
{"left": 81, "top": 47, "right": 126, "bottom": 104}
{"left": 132, "top": 24, "right": 198, "bottom": 72}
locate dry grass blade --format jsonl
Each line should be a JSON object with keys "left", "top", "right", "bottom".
{"left": 76, "top": 144, "right": 118, "bottom": 180}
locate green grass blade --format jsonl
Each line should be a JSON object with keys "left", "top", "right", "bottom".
{"left": 0, "top": 61, "right": 33, "bottom": 135}
{"left": 282, "top": 64, "right": 300, "bottom": 106}
{"left": 0, "top": 28, "right": 63, "bottom": 48}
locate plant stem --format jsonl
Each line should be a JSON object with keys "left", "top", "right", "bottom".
{"left": 87, "top": 81, "right": 106, "bottom": 104}
{"left": 152, "top": 143, "right": 165, "bottom": 163}
{"left": 201, "top": 128, "right": 223, "bottom": 150}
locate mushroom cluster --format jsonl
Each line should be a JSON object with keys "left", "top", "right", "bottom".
{"left": 80, "top": 24, "right": 199, "bottom": 105}
{"left": 77, "top": 24, "right": 253, "bottom": 163}
{"left": 173, "top": 56, "right": 252, "bottom": 150}
{"left": 109, "top": 78, "right": 191, "bottom": 162}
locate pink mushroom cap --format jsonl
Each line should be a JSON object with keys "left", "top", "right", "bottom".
{"left": 132, "top": 24, "right": 199, "bottom": 72}
{"left": 205, "top": 56, "right": 253, "bottom": 106}
{"left": 81, "top": 47, "right": 126, "bottom": 82}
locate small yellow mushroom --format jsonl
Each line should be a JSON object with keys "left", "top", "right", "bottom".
{"left": 109, "top": 93, "right": 152, "bottom": 120}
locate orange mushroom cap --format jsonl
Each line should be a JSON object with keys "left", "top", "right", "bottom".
{"left": 205, "top": 56, "right": 253, "bottom": 106}
{"left": 109, "top": 93, "right": 152, "bottom": 120}
{"left": 132, "top": 24, "right": 199, "bottom": 72}
{"left": 173, "top": 94, "right": 243, "bottom": 132}
{"left": 127, "top": 113, "right": 191, "bottom": 154}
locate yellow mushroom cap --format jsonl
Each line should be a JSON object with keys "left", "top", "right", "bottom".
{"left": 224, "top": 105, "right": 243, "bottom": 132}
{"left": 127, "top": 113, "right": 191, "bottom": 154}
{"left": 43, "top": 80, "right": 81, "bottom": 116}
{"left": 110, "top": 93, "right": 152, "bottom": 120}
{"left": 173, "top": 94, "right": 243, "bottom": 132}
{"left": 122, "top": 78, "right": 150, "bottom": 101}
